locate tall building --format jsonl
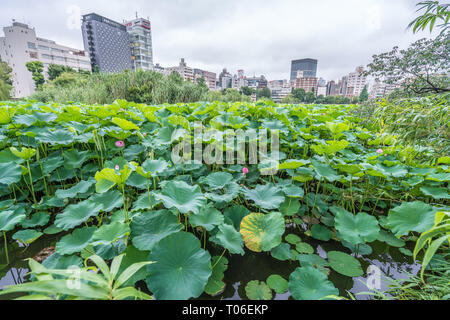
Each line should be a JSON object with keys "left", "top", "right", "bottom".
{"left": 268, "top": 80, "right": 292, "bottom": 103}
{"left": 0, "top": 21, "right": 91, "bottom": 98}
{"left": 194, "top": 68, "right": 216, "bottom": 90}
{"left": 218, "top": 68, "right": 232, "bottom": 89}
{"left": 246, "top": 75, "right": 268, "bottom": 90}
{"left": 293, "top": 71, "right": 318, "bottom": 93}
{"left": 81, "top": 13, "right": 133, "bottom": 73}
{"left": 290, "top": 58, "right": 318, "bottom": 82}
{"left": 370, "top": 79, "right": 397, "bottom": 99}
{"left": 343, "top": 66, "right": 367, "bottom": 97}
{"left": 125, "top": 17, "right": 153, "bottom": 71}
{"left": 326, "top": 80, "right": 342, "bottom": 96}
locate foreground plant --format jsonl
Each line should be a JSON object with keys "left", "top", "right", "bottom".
{"left": 0, "top": 254, "right": 154, "bottom": 300}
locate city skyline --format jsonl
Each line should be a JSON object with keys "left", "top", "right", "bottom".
{"left": 0, "top": 0, "right": 441, "bottom": 82}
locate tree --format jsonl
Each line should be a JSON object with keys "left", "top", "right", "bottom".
{"left": 408, "top": 1, "right": 449, "bottom": 34}
{"left": 359, "top": 86, "right": 369, "bottom": 102}
{"left": 47, "top": 64, "right": 75, "bottom": 81}
{"left": 256, "top": 87, "right": 271, "bottom": 99}
{"left": 291, "top": 88, "right": 306, "bottom": 102}
{"left": 25, "top": 61, "right": 45, "bottom": 90}
{"left": 0, "top": 58, "right": 13, "bottom": 100}
{"left": 324, "top": 95, "right": 336, "bottom": 104}
{"left": 241, "top": 86, "right": 255, "bottom": 96}
{"left": 304, "top": 91, "right": 315, "bottom": 103}
{"left": 366, "top": 33, "right": 449, "bottom": 96}
{"left": 281, "top": 94, "right": 298, "bottom": 104}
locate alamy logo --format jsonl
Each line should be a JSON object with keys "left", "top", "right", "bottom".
{"left": 171, "top": 122, "right": 280, "bottom": 175}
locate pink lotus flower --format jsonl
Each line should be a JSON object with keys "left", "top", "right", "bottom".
{"left": 322, "top": 113, "right": 326, "bottom": 116}
{"left": 376, "top": 149, "right": 383, "bottom": 154}
{"left": 115, "top": 140, "right": 125, "bottom": 148}
{"left": 120, "top": 108, "right": 124, "bottom": 112}
{"left": 115, "top": 165, "right": 120, "bottom": 171}
{"left": 243, "top": 167, "right": 249, "bottom": 175}
{"left": 143, "top": 133, "right": 147, "bottom": 137}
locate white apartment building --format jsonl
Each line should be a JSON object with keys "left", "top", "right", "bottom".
{"left": 0, "top": 21, "right": 91, "bottom": 98}
{"left": 268, "top": 80, "right": 292, "bottom": 102}
{"left": 370, "top": 79, "right": 397, "bottom": 99}
{"left": 125, "top": 17, "right": 153, "bottom": 71}
{"left": 165, "top": 58, "right": 194, "bottom": 82}
{"left": 344, "top": 66, "right": 367, "bottom": 97}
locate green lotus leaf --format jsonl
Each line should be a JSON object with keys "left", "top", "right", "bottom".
{"left": 42, "top": 253, "right": 83, "bottom": 270}
{"left": 21, "top": 212, "right": 50, "bottom": 228}
{"left": 289, "top": 267, "right": 338, "bottom": 300}
{"left": 262, "top": 118, "right": 288, "bottom": 134}
{"left": 285, "top": 234, "right": 302, "bottom": 245}
{"left": 56, "top": 226, "right": 96, "bottom": 255}
{"left": 9, "top": 147, "right": 36, "bottom": 160}
{"left": 278, "top": 160, "right": 307, "bottom": 170}
{"left": 296, "top": 242, "right": 314, "bottom": 254}
{"left": 377, "top": 229, "right": 405, "bottom": 247}
{"left": 386, "top": 201, "right": 436, "bottom": 237}
{"left": 311, "top": 160, "right": 341, "bottom": 182}
{"left": 154, "top": 181, "right": 206, "bottom": 214}
{"left": 116, "top": 245, "right": 150, "bottom": 287}
{"left": 111, "top": 117, "right": 140, "bottom": 131}
{"left": 280, "top": 198, "right": 300, "bottom": 216}
{"left": 211, "top": 224, "right": 245, "bottom": 255}
{"left": 205, "top": 182, "right": 240, "bottom": 204}
{"left": 297, "top": 254, "right": 330, "bottom": 273}
{"left": 240, "top": 212, "right": 285, "bottom": 252}
{"left": 146, "top": 232, "right": 212, "bottom": 300}
{"left": 282, "top": 185, "right": 304, "bottom": 198}
{"left": 95, "top": 165, "right": 133, "bottom": 193}
{"left": 341, "top": 241, "right": 373, "bottom": 256}
{"left": 189, "top": 205, "right": 224, "bottom": 231}
{"left": 42, "top": 155, "right": 64, "bottom": 175}
{"left": 201, "top": 172, "right": 234, "bottom": 190}
{"left": 327, "top": 251, "right": 363, "bottom": 277}
{"left": 89, "top": 190, "right": 123, "bottom": 212}
{"left": 0, "top": 162, "right": 22, "bottom": 185}
{"left": 0, "top": 149, "right": 24, "bottom": 164}
{"left": 91, "top": 222, "right": 130, "bottom": 246}
{"left": 12, "top": 229, "right": 43, "bottom": 245}
{"left": 245, "top": 280, "right": 272, "bottom": 300}
{"left": 63, "top": 150, "right": 91, "bottom": 170}
{"left": 325, "top": 122, "right": 350, "bottom": 134}
{"left": 136, "top": 159, "right": 170, "bottom": 178}
{"left": 311, "top": 140, "right": 349, "bottom": 155}
{"left": 130, "top": 209, "right": 182, "bottom": 251}
{"left": 205, "top": 256, "right": 229, "bottom": 296}
{"left": 0, "top": 209, "right": 26, "bottom": 232}
{"left": 420, "top": 186, "right": 450, "bottom": 200}
{"left": 224, "top": 205, "right": 250, "bottom": 231}
{"left": 55, "top": 179, "right": 95, "bottom": 199}
{"left": 36, "top": 128, "right": 74, "bottom": 145}
{"left": 132, "top": 192, "right": 162, "bottom": 211}
{"left": 43, "top": 224, "right": 63, "bottom": 235}
{"left": 271, "top": 243, "right": 292, "bottom": 261}
{"left": 0, "top": 107, "right": 14, "bottom": 124}
{"left": 334, "top": 208, "right": 379, "bottom": 245}
{"left": 311, "top": 224, "right": 332, "bottom": 241}
{"left": 54, "top": 200, "right": 103, "bottom": 230}
{"left": 244, "top": 184, "right": 285, "bottom": 210}
{"left": 266, "top": 274, "right": 289, "bottom": 294}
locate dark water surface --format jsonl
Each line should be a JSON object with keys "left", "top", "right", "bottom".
{"left": 0, "top": 228, "right": 419, "bottom": 300}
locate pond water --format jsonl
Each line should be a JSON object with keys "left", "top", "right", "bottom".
{"left": 0, "top": 228, "right": 420, "bottom": 300}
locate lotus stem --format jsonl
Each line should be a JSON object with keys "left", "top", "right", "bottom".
{"left": 212, "top": 249, "right": 227, "bottom": 269}
{"left": 26, "top": 160, "right": 37, "bottom": 204}
{"left": 3, "top": 231, "right": 9, "bottom": 265}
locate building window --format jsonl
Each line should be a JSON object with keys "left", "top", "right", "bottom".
{"left": 27, "top": 42, "right": 37, "bottom": 50}
{"left": 29, "top": 52, "right": 38, "bottom": 59}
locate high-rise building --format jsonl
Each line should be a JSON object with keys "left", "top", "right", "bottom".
{"left": 343, "top": 66, "right": 367, "bottom": 97}
{"left": 293, "top": 71, "right": 318, "bottom": 93}
{"left": 326, "top": 80, "right": 342, "bottom": 96}
{"left": 290, "top": 58, "right": 318, "bottom": 82}
{"left": 81, "top": 13, "right": 133, "bottom": 73}
{"left": 218, "top": 68, "right": 232, "bottom": 89}
{"left": 165, "top": 58, "right": 194, "bottom": 82}
{"left": 0, "top": 21, "right": 91, "bottom": 98}
{"left": 125, "top": 17, "right": 153, "bottom": 71}
{"left": 194, "top": 68, "right": 216, "bottom": 90}
{"left": 246, "top": 75, "right": 268, "bottom": 90}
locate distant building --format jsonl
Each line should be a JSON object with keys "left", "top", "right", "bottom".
{"left": 326, "top": 80, "right": 342, "bottom": 96}
{"left": 194, "top": 68, "right": 216, "bottom": 90}
{"left": 81, "top": 13, "right": 133, "bottom": 73}
{"left": 218, "top": 68, "right": 233, "bottom": 89}
{"left": 343, "top": 66, "right": 367, "bottom": 97}
{"left": 290, "top": 58, "right": 318, "bottom": 82}
{"left": 246, "top": 75, "right": 268, "bottom": 90}
{"left": 293, "top": 71, "right": 318, "bottom": 93}
{"left": 125, "top": 17, "right": 153, "bottom": 71}
{"left": 370, "top": 79, "right": 397, "bottom": 99}
{"left": 316, "top": 85, "right": 327, "bottom": 97}
{"left": 0, "top": 21, "right": 91, "bottom": 98}
{"left": 165, "top": 58, "right": 194, "bottom": 82}
{"left": 268, "top": 80, "right": 292, "bottom": 102}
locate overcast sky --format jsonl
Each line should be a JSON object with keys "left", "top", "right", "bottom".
{"left": 0, "top": 0, "right": 440, "bottom": 81}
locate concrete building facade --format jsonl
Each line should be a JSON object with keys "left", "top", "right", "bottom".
{"left": 125, "top": 17, "right": 153, "bottom": 71}
{"left": 290, "top": 58, "right": 318, "bottom": 82}
{"left": 0, "top": 21, "right": 91, "bottom": 98}
{"left": 81, "top": 13, "right": 133, "bottom": 73}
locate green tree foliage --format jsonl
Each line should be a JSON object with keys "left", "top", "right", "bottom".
{"left": 0, "top": 58, "right": 13, "bottom": 100}
{"left": 256, "top": 87, "right": 271, "bottom": 99}
{"left": 292, "top": 88, "right": 306, "bottom": 102}
{"left": 25, "top": 61, "right": 45, "bottom": 90}
{"left": 408, "top": 1, "right": 449, "bottom": 34}
{"left": 241, "top": 86, "right": 255, "bottom": 96}
{"left": 359, "top": 86, "right": 369, "bottom": 102}
{"left": 366, "top": 33, "right": 449, "bottom": 96}
{"left": 304, "top": 91, "right": 315, "bottom": 103}
{"left": 47, "top": 64, "right": 76, "bottom": 81}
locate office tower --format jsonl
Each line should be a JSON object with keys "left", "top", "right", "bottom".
{"left": 125, "top": 17, "right": 153, "bottom": 70}
{"left": 290, "top": 58, "right": 318, "bottom": 82}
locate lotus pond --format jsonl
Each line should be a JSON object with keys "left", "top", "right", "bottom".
{"left": 0, "top": 100, "right": 448, "bottom": 300}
